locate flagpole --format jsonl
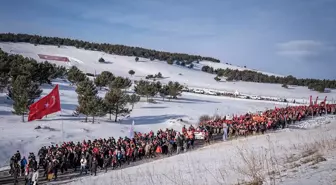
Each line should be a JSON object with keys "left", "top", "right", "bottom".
{"left": 61, "top": 109, "right": 64, "bottom": 143}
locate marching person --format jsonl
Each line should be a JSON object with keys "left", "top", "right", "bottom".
{"left": 20, "top": 156, "right": 27, "bottom": 176}
{"left": 91, "top": 157, "right": 98, "bottom": 176}
{"left": 222, "top": 122, "right": 228, "bottom": 141}
{"left": 32, "top": 168, "right": 39, "bottom": 185}
{"left": 80, "top": 156, "right": 87, "bottom": 175}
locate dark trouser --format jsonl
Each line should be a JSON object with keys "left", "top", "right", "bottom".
{"left": 104, "top": 164, "right": 108, "bottom": 172}
{"left": 21, "top": 167, "right": 24, "bottom": 175}
{"left": 80, "top": 165, "right": 87, "bottom": 175}
{"left": 117, "top": 160, "right": 122, "bottom": 167}
{"left": 53, "top": 168, "right": 58, "bottom": 180}
{"left": 190, "top": 139, "right": 194, "bottom": 149}
{"left": 91, "top": 168, "right": 97, "bottom": 176}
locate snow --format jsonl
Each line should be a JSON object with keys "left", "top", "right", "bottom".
{"left": 1, "top": 42, "right": 336, "bottom": 184}
{"left": 0, "top": 80, "right": 291, "bottom": 168}
{"left": 1, "top": 42, "right": 335, "bottom": 101}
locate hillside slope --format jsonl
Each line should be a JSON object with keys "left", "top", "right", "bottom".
{"left": 0, "top": 79, "right": 291, "bottom": 167}
{"left": 1, "top": 42, "right": 335, "bottom": 100}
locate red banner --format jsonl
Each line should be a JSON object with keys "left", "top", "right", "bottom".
{"left": 309, "top": 95, "right": 312, "bottom": 105}
{"left": 38, "top": 54, "right": 69, "bottom": 62}
{"left": 315, "top": 96, "right": 319, "bottom": 105}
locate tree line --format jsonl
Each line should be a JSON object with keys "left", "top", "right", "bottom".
{"left": 0, "top": 48, "right": 184, "bottom": 122}
{"left": 62, "top": 66, "right": 184, "bottom": 123}
{"left": 0, "top": 33, "right": 220, "bottom": 63}
{"left": 201, "top": 65, "right": 335, "bottom": 93}
{"left": 0, "top": 48, "right": 67, "bottom": 121}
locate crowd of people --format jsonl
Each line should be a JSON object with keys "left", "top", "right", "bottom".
{"left": 7, "top": 103, "right": 336, "bottom": 184}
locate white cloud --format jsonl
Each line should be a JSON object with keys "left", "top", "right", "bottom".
{"left": 276, "top": 40, "right": 334, "bottom": 60}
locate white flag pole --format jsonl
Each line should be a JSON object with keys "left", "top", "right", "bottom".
{"left": 129, "top": 120, "right": 135, "bottom": 139}
{"left": 61, "top": 109, "right": 64, "bottom": 143}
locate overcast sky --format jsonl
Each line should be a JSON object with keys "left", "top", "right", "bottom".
{"left": 0, "top": 0, "right": 335, "bottom": 79}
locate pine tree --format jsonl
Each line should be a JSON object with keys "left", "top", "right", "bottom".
{"left": 128, "top": 70, "right": 135, "bottom": 77}
{"left": 104, "top": 88, "right": 130, "bottom": 122}
{"left": 109, "top": 76, "right": 132, "bottom": 90}
{"left": 127, "top": 94, "right": 140, "bottom": 110}
{"left": 67, "top": 66, "right": 86, "bottom": 85}
{"left": 167, "top": 81, "right": 183, "bottom": 99}
{"left": 11, "top": 75, "right": 42, "bottom": 122}
{"left": 76, "top": 79, "right": 98, "bottom": 122}
{"left": 0, "top": 57, "right": 10, "bottom": 92}
{"left": 159, "top": 84, "right": 170, "bottom": 101}
{"left": 37, "top": 61, "right": 55, "bottom": 84}
{"left": 134, "top": 80, "right": 157, "bottom": 102}
{"left": 88, "top": 96, "right": 106, "bottom": 123}
{"left": 94, "top": 71, "right": 114, "bottom": 89}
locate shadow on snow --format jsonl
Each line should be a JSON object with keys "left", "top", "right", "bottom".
{"left": 121, "top": 114, "right": 185, "bottom": 125}
{"left": 159, "top": 97, "right": 220, "bottom": 104}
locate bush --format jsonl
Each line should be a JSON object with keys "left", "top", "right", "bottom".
{"left": 199, "top": 115, "right": 211, "bottom": 123}
{"left": 214, "top": 76, "right": 221, "bottom": 82}
{"left": 145, "top": 74, "right": 154, "bottom": 79}
{"left": 167, "top": 60, "right": 173, "bottom": 65}
{"left": 98, "top": 57, "right": 105, "bottom": 63}
{"left": 128, "top": 70, "right": 135, "bottom": 76}
{"left": 135, "top": 57, "right": 139, "bottom": 62}
{"left": 155, "top": 72, "right": 163, "bottom": 78}
{"left": 282, "top": 84, "right": 288, "bottom": 88}
{"left": 313, "top": 84, "right": 325, "bottom": 93}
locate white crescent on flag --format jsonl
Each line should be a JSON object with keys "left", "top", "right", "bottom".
{"left": 50, "top": 96, "right": 56, "bottom": 107}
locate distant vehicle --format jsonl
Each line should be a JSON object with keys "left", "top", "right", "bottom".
{"left": 206, "top": 90, "right": 218, "bottom": 95}
{"left": 251, "top": 95, "right": 262, "bottom": 100}
{"left": 194, "top": 89, "right": 205, "bottom": 94}
{"left": 182, "top": 87, "right": 189, "bottom": 92}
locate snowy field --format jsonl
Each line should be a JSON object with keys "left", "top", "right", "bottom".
{"left": 0, "top": 79, "right": 293, "bottom": 168}
{"left": 1, "top": 42, "right": 335, "bottom": 101}
{"left": 66, "top": 117, "right": 336, "bottom": 185}
{"left": 1, "top": 41, "right": 336, "bottom": 185}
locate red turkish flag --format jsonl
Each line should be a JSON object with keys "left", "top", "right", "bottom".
{"left": 28, "top": 84, "right": 61, "bottom": 122}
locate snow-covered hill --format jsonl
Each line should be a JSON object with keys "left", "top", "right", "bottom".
{"left": 0, "top": 79, "right": 292, "bottom": 167}
{"left": 1, "top": 42, "right": 334, "bottom": 100}
{"left": 1, "top": 41, "right": 336, "bottom": 185}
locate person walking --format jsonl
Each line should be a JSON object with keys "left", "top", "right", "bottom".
{"left": 80, "top": 156, "right": 87, "bottom": 175}
{"left": 175, "top": 133, "right": 182, "bottom": 154}
{"left": 91, "top": 157, "right": 98, "bottom": 176}
{"left": 13, "top": 163, "right": 20, "bottom": 185}
{"left": 32, "top": 168, "right": 39, "bottom": 185}
{"left": 222, "top": 123, "right": 228, "bottom": 141}
{"left": 20, "top": 156, "right": 27, "bottom": 176}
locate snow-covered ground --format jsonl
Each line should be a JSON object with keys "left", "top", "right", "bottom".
{"left": 0, "top": 79, "right": 292, "bottom": 168}
{"left": 1, "top": 42, "right": 335, "bottom": 101}
{"left": 66, "top": 117, "right": 336, "bottom": 185}
{"left": 1, "top": 41, "right": 336, "bottom": 185}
